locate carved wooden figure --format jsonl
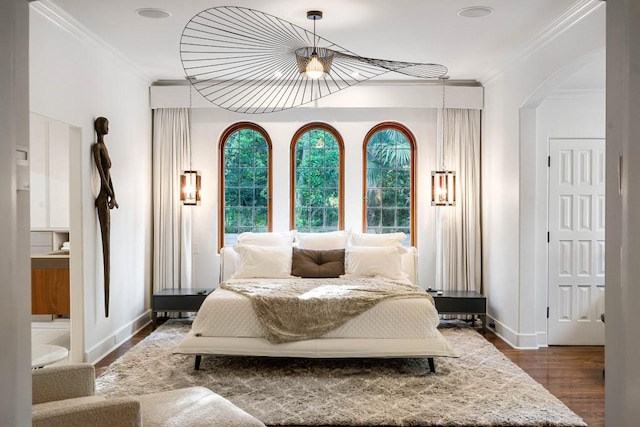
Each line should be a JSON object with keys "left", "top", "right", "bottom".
{"left": 92, "top": 117, "right": 118, "bottom": 317}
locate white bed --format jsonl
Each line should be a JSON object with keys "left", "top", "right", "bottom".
{"left": 174, "top": 242, "right": 459, "bottom": 372}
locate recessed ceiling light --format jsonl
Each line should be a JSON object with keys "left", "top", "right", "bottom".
{"left": 457, "top": 6, "right": 494, "bottom": 18}
{"left": 136, "top": 8, "right": 172, "bottom": 19}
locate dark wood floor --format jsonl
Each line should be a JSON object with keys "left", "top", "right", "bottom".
{"left": 484, "top": 333, "right": 604, "bottom": 427}
{"left": 95, "top": 321, "right": 605, "bottom": 427}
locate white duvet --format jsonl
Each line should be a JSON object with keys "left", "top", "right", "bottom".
{"left": 192, "top": 278, "right": 440, "bottom": 340}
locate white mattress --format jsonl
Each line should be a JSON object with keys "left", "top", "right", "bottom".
{"left": 191, "top": 278, "right": 440, "bottom": 340}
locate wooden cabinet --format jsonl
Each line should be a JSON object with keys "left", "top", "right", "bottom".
{"left": 31, "top": 257, "right": 70, "bottom": 315}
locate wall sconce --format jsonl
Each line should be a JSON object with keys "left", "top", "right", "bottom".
{"left": 431, "top": 76, "right": 456, "bottom": 207}
{"left": 180, "top": 170, "right": 201, "bottom": 206}
{"left": 431, "top": 170, "right": 456, "bottom": 206}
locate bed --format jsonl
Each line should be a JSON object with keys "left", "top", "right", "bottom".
{"left": 174, "top": 231, "right": 459, "bottom": 372}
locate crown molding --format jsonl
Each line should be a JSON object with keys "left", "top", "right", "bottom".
{"left": 151, "top": 78, "right": 483, "bottom": 87}
{"left": 545, "top": 88, "right": 605, "bottom": 101}
{"left": 31, "top": 0, "right": 152, "bottom": 83}
{"left": 481, "top": 0, "right": 604, "bottom": 85}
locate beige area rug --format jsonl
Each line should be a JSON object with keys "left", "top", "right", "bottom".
{"left": 96, "top": 320, "right": 586, "bottom": 426}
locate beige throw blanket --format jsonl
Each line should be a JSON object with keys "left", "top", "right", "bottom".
{"left": 220, "top": 277, "right": 435, "bottom": 344}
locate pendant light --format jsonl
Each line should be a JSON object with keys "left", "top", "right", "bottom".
{"left": 181, "top": 83, "right": 201, "bottom": 206}
{"left": 295, "top": 10, "right": 333, "bottom": 79}
{"left": 431, "top": 76, "right": 456, "bottom": 206}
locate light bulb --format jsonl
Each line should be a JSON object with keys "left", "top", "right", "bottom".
{"left": 305, "top": 54, "right": 325, "bottom": 79}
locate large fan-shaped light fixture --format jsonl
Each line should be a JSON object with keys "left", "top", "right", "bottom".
{"left": 180, "top": 7, "right": 447, "bottom": 114}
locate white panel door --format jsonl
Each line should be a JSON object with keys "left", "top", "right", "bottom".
{"left": 548, "top": 138, "right": 605, "bottom": 345}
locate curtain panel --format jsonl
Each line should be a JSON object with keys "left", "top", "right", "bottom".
{"left": 152, "top": 108, "right": 192, "bottom": 292}
{"left": 435, "top": 108, "right": 482, "bottom": 292}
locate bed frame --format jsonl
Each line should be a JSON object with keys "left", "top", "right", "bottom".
{"left": 174, "top": 246, "right": 459, "bottom": 373}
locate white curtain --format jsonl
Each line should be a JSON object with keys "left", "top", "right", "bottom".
{"left": 435, "top": 108, "right": 482, "bottom": 292}
{"left": 152, "top": 108, "right": 192, "bottom": 292}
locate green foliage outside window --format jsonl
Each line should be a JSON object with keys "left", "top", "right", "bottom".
{"left": 223, "top": 129, "right": 269, "bottom": 244}
{"left": 366, "top": 128, "right": 412, "bottom": 244}
{"left": 294, "top": 128, "right": 340, "bottom": 232}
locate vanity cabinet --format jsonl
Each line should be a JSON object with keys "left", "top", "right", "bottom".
{"left": 31, "top": 256, "right": 70, "bottom": 315}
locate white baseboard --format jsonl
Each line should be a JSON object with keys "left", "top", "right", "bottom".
{"left": 536, "top": 331, "right": 548, "bottom": 348}
{"left": 85, "top": 310, "right": 151, "bottom": 364}
{"left": 486, "top": 315, "right": 542, "bottom": 349}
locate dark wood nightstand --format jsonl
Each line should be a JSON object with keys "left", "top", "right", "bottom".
{"left": 427, "top": 290, "right": 487, "bottom": 333}
{"left": 152, "top": 288, "right": 213, "bottom": 329}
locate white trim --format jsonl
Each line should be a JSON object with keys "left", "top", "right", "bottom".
{"left": 150, "top": 84, "right": 484, "bottom": 110}
{"left": 537, "top": 331, "right": 548, "bottom": 348}
{"left": 482, "top": 0, "right": 604, "bottom": 85}
{"left": 30, "top": 0, "right": 152, "bottom": 83}
{"left": 486, "top": 315, "right": 540, "bottom": 349}
{"left": 545, "top": 89, "right": 605, "bottom": 101}
{"left": 85, "top": 310, "right": 152, "bottom": 364}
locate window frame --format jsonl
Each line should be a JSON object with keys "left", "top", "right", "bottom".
{"left": 290, "top": 122, "right": 345, "bottom": 231}
{"left": 218, "top": 122, "right": 273, "bottom": 251}
{"left": 361, "top": 122, "right": 417, "bottom": 246}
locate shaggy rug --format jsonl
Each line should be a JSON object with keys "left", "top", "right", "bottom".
{"left": 96, "top": 320, "right": 586, "bottom": 426}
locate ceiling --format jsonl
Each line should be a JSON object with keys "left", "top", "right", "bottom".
{"left": 48, "top": 0, "right": 596, "bottom": 84}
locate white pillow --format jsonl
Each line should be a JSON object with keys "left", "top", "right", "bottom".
{"left": 232, "top": 244, "right": 293, "bottom": 279}
{"left": 295, "top": 230, "right": 349, "bottom": 250}
{"left": 350, "top": 231, "right": 406, "bottom": 247}
{"left": 344, "top": 246, "right": 407, "bottom": 280}
{"left": 237, "top": 231, "right": 294, "bottom": 247}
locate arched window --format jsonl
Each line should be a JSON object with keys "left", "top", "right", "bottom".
{"left": 219, "top": 122, "right": 272, "bottom": 249}
{"left": 290, "top": 123, "right": 344, "bottom": 232}
{"left": 363, "top": 122, "right": 416, "bottom": 246}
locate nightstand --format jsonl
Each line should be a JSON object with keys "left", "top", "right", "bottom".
{"left": 152, "top": 288, "right": 213, "bottom": 329}
{"left": 428, "top": 290, "right": 487, "bottom": 333}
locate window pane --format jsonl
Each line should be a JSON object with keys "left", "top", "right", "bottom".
{"left": 293, "top": 126, "right": 341, "bottom": 232}
{"left": 367, "top": 208, "right": 381, "bottom": 228}
{"left": 223, "top": 127, "right": 270, "bottom": 245}
{"left": 364, "top": 126, "right": 413, "bottom": 245}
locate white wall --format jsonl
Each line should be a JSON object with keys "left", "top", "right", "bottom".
{"left": 482, "top": 4, "right": 605, "bottom": 347}
{"left": 152, "top": 83, "right": 483, "bottom": 290}
{"left": 0, "top": 0, "right": 31, "bottom": 424}
{"left": 606, "top": 0, "right": 640, "bottom": 424}
{"left": 29, "top": 5, "right": 153, "bottom": 363}
{"left": 188, "top": 106, "right": 442, "bottom": 289}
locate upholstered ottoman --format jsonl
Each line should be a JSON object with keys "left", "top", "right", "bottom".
{"left": 33, "top": 364, "right": 265, "bottom": 427}
{"left": 137, "top": 386, "right": 265, "bottom": 427}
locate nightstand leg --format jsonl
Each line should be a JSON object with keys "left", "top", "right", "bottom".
{"left": 152, "top": 311, "right": 157, "bottom": 330}
{"left": 480, "top": 314, "right": 486, "bottom": 334}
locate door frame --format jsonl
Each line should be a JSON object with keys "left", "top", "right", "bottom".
{"left": 515, "top": 49, "right": 605, "bottom": 349}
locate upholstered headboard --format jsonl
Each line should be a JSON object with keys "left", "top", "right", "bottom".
{"left": 219, "top": 246, "right": 419, "bottom": 286}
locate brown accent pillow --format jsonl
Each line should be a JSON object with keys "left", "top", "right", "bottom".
{"left": 291, "top": 248, "right": 345, "bottom": 278}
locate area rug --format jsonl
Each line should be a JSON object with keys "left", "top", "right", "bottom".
{"left": 96, "top": 320, "right": 586, "bottom": 426}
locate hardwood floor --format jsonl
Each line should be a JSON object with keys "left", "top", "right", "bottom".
{"left": 95, "top": 321, "right": 605, "bottom": 426}
{"left": 485, "top": 332, "right": 604, "bottom": 427}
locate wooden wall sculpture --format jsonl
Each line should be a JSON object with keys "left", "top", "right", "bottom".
{"left": 92, "top": 117, "right": 118, "bottom": 317}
